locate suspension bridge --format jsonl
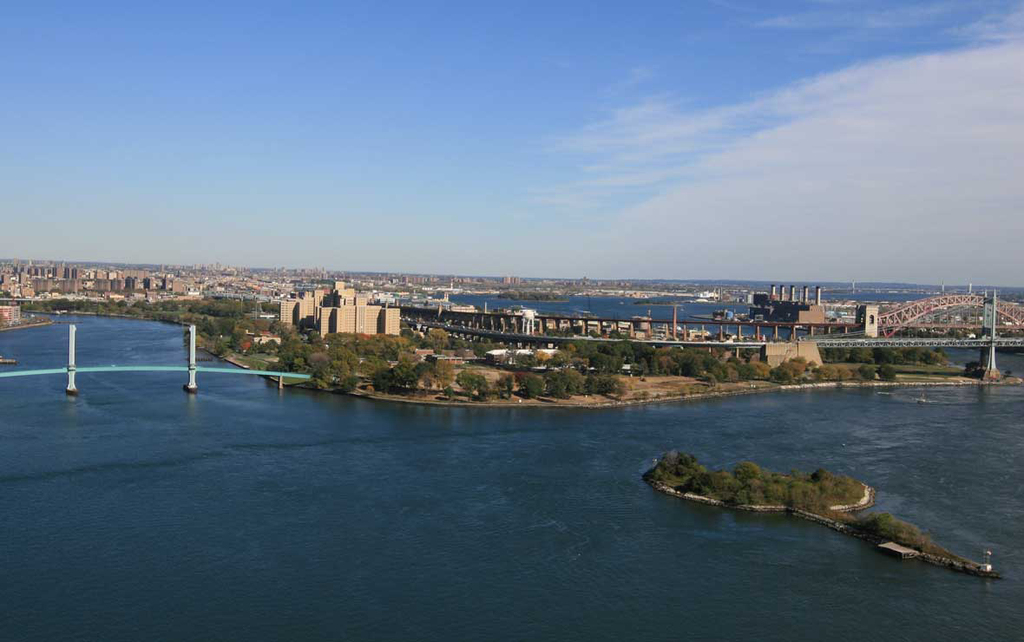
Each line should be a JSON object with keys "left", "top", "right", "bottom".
{"left": 0, "top": 324, "right": 310, "bottom": 394}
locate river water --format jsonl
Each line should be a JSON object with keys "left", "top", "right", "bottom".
{"left": 1, "top": 317, "right": 1022, "bottom": 642}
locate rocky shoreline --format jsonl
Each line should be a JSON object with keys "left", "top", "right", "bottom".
{"left": 645, "top": 478, "right": 875, "bottom": 514}
{"left": 333, "top": 376, "right": 1015, "bottom": 410}
{"left": 645, "top": 477, "right": 1001, "bottom": 579}
{"left": 0, "top": 318, "right": 53, "bottom": 333}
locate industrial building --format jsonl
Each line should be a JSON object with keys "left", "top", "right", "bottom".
{"left": 748, "top": 285, "right": 826, "bottom": 324}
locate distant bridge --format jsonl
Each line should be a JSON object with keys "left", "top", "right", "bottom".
{"left": 877, "top": 294, "right": 1024, "bottom": 337}
{"left": 809, "top": 337, "right": 1024, "bottom": 348}
{"left": 813, "top": 292, "right": 1011, "bottom": 380}
{"left": 0, "top": 325, "right": 310, "bottom": 394}
{"left": 405, "top": 294, "right": 1024, "bottom": 343}
{"left": 410, "top": 291, "right": 1015, "bottom": 380}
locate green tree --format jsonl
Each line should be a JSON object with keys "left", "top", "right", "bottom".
{"left": 430, "top": 359, "right": 456, "bottom": 390}
{"left": 519, "top": 373, "right": 545, "bottom": 399}
{"left": 857, "top": 364, "right": 877, "bottom": 381}
{"left": 390, "top": 356, "right": 421, "bottom": 390}
{"left": 497, "top": 374, "right": 516, "bottom": 399}
{"left": 770, "top": 366, "right": 794, "bottom": 384}
{"left": 372, "top": 366, "right": 395, "bottom": 393}
{"left": 849, "top": 347, "right": 874, "bottom": 363}
{"left": 878, "top": 364, "right": 897, "bottom": 381}
{"left": 544, "top": 369, "right": 585, "bottom": 399}
{"left": 963, "top": 361, "right": 983, "bottom": 378}
{"left": 733, "top": 461, "right": 761, "bottom": 483}
{"left": 456, "top": 371, "right": 489, "bottom": 400}
{"left": 585, "top": 374, "right": 625, "bottom": 397}
{"left": 815, "top": 364, "right": 839, "bottom": 381}
{"left": 426, "top": 328, "right": 449, "bottom": 351}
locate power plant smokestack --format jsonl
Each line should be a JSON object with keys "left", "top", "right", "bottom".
{"left": 789, "top": 285, "right": 796, "bottom": 302}
{"left": 802, "top": 286, "right": 809, "bottom": 303}
{"left": 815, "top": 286, "right": 822, "bottom": 306}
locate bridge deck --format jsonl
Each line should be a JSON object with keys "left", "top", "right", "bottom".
{"left": 806, "top": 337, "right": 1024, "bottom": 348}
{"left": 0, "top": 366, "right": 311, "bottom": 379}
{"left": 412, "top": 320, "right": 767, "bottom": 347}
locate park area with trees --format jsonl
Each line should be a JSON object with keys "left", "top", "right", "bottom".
{"left": 23, "top": 298, "right": 976, "bottom": 404}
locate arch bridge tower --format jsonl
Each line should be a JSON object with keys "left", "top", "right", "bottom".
{"left": 857, "top": 305, "right": 879, "bottom": 338}
{"left": 981, "top": 292, "right": 1001, "bottom": 381}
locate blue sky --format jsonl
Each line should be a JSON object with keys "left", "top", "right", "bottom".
{"left": 2, "top": 1, "right": 1023, "bottom": 283}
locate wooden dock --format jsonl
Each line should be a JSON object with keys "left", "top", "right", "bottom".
{"left": 878, "top": 542, "right": 919, "bottom": 559}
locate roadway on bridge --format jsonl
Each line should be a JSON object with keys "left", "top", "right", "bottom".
{"left": 0, "top": 365, "right": 311, "bottom": 380}
{"left": 408, "top": 319, "right": 767, "bottom": 348}
{"left": 806, "top": 337, "right": 1024, "bottom": 348}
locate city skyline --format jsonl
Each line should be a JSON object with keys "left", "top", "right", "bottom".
{"left": 2, "top": 255, "right": 1022, "bottom": 291}
{"left": 3, "top": 1, "right": 1023, "bottom": 282}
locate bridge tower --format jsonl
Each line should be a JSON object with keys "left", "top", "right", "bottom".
{"left": 981, "top": 292, "right": 1001, "bottom": 381}
{"left": 857, "top": 305, "right": 879, "bottom": 338}
{"left": 65, "top": 324, "right": 78, "bottom": 396}
{"left": 184, "top": 324, "right": 199, "bottom": 393}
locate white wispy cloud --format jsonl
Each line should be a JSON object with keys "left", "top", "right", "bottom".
{"left": 540, "top": 12, "right": 1024, "bottom": 281}
{"left": 955, "top": 4, "right": 1024, "bottom": 41}
{"left": 757, "top": 2, "right": 961, "bottom": 30}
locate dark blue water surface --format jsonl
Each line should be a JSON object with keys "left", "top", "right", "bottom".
{"left": 1, "top": 317, "right": 1022, "bottom": 642}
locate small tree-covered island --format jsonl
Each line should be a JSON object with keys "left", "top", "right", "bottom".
{"left": 644, "top": 452, "right": 1000, "bottom": 578}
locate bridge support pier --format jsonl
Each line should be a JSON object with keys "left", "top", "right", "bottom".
{"left": 981, "top": 344, "right": 1001, "bottom": 381}
{"left": 184, "top": 324, "right": 198, "bottom": 394}
{"left": 65, "top": 324, "right": 78, "bottom": 396}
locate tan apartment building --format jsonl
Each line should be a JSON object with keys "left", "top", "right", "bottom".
{"left": 279, "top": 289, "right": 326, "bottom": 327}
{"left": 319, "top": 304, "right": 399, "bottom": 336}
{"left": 278, "top": 282, "right": 400, "bottom": 336}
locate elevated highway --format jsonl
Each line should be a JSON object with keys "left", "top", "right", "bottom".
{"left": 401, "top": 305, "right": 855, "bottom": 342}
{"left": 408, "top": 320, "right": 766, "bottom": 349}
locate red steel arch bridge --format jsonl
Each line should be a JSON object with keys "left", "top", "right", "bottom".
{"left": 876, "top": 294, "right": 1024, "bottom": 337}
